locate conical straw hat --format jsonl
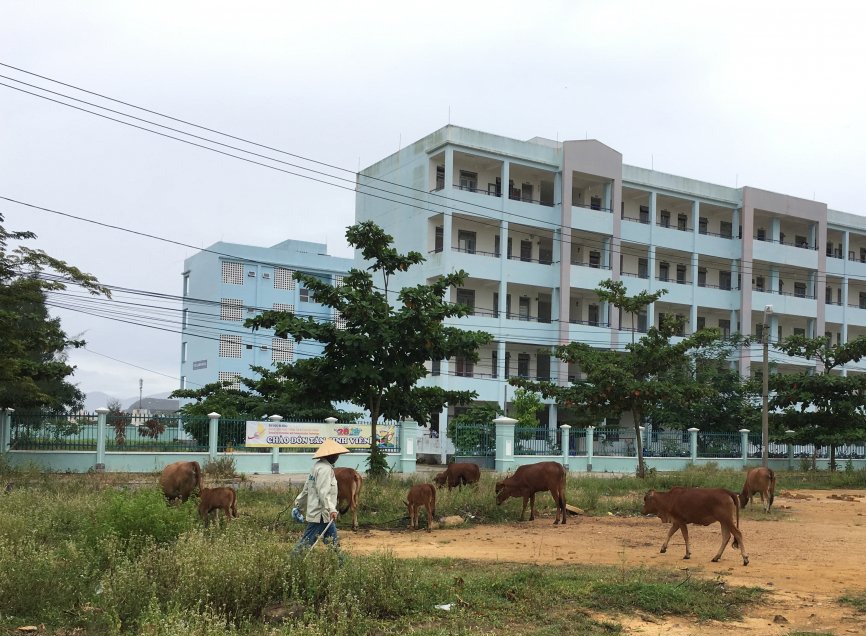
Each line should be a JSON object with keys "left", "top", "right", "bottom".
{"left": 313, "top": 438, "right": 350, "bottom": 459}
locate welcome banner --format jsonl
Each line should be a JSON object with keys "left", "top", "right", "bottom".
{"left": 244, "top": 420, "right": 398, "bottom": 449}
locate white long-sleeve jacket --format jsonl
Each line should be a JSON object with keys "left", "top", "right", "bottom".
{"left": 293, "top": 459, "right": 338, "bottom": 523}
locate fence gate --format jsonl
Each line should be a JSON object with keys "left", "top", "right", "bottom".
{"left": 452, "top": 422, "right": 495, "bottom": 469}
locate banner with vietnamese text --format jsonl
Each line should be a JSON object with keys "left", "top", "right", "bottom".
{"left": 244, "top": 420, "right": 397, "bottom": 449}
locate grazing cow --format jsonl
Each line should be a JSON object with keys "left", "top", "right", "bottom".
{"left": 334, "top": 467, "right": 363, "bottom": 530}
{"left": 159, "top": 461, "right": 202, "bottom": 503}
{"left": 433, "top": 462, "right": 481, "bottom": 490}
{"left": 642, "top": 487, "right": 749, "bottom": 566}
{"left": 495, "top": 461, "right": 567, "bottom": 525}
{"left": 404, "top": 483, "right": 437, "bottom": 532}
{"left": 198, "top": 486, "right": 238, "bottom": 526}
{"left": 740, "top": 467, "right": 776, "bottom": 512}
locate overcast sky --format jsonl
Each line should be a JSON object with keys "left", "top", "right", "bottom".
{"left": 2, "top": 1, "right": 865, "bottom": 403}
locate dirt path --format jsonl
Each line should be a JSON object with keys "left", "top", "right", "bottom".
{"left": 342, "top": 490, "right": 866, "bottom": 635}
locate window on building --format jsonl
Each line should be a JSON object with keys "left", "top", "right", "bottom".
{"left": 220, "top": 298, "right": 243, "bottom": 321}
{"left": 457, "top": 230, "right": 476, "bottom": 254}
{"left": 299, "top": 287, "right": 314, "bottom": 302}
{"left": 794, "top": 282, "right": 807, "bottom": 298}
{"left": 838, "top": 288, "right": 843, "bottom": 304}
{"left": 494, "top": 235, "right": 512, "bottom": 258}
{"left": 517, "top": 353, "right": 531, "bottom": 378}
{"left": 221, "top": 261, "right": 244, "bottom": 285}
{"left": 459, "top": 170, "right": 477, "bottom": 192}
{"left": 454, "top": 356, "right": 473, "bottom": 377}
{"left": 519, "top": 296, "right": 531, "bottom": 321}
{"left": 505, "top": 352, "right": 511, "bottom": 378}
{"left": 638, "top": 258, "right": 648, "bottom": 279}
{"left": 677, "top": 214, "right": 688, "bottom": 231}
{"left": 826, "top": 286, "right": 833, "bottom": 303}
{"left": 589, "top": 250, "right": 601, "bottom": 268}
{"left": 676, "top": 264, "right": 687, "bottom": 284}
{"left": 537, "top": 353, "right": 550, "bottom": 380}
{"left": 777, "top": 325, "right": 783, "bottom": 341}
{"left": 456, "top": 288, "right": 475, "bottom": 314}
{"left": 659, "top": 262, "right": 669, "bottom": 282}
{"left": 637, "top": 310, "right": 648, "bottom": 332}
{"left": 588, "top": 303, "right": 599, "bottom": 326}
{"left": 795, "top": 235, "right": 808, "bottom": 248}
{"left": 696, "top": 217, "right": 707, "bottom": 235}
{"left": 219, "top": 335, "right": 242, "bottom": 358}
{"left": 522, "top": 183, "right": 534, "bottom": 202}
{"left": 434, "top": 226, "right": 444, "bottom": 253}
{"left": 436, "top": 165, "right": 445, "bottom": 190}
{"left": 590, "top": 196, "right": 602, "bottom": 210}
{"left": 271, "top": 337, "right": 294, "bottom": 363}
{"left": 794, "top": 327, "right": 806, "bottom": 336}
{"left": 756, "top": 228, "right": 766, "bottom": 241}
{"left": 639, "top": 205, "right": 649, "bottom": 224}
{"left": 539, "top": 240, "right": 553, "bottom": 265}
{"left": 697, "top": 316, "right": 706, "bottom": 331}
{"left": 720, "top": 221, "right": 732, "bottom": 238}
{"left": 860, "top": 292, "right": 866, "bottom": 309}
{"left": 719, "top": 271, "right": 732, "bottom": 290}
{"left": 755, "top": 276, "right": 765, "bottom": 292}
{"left": 491, "top": 351, "right": 498, "bottom": 379}
{"left": 755, "top": 323, "right": 764, "bottom": 340}
{"left": 719, "top": 319, "right": 731, "bottom": 338}
{"left": 779, "top": 279, "right": 785, "bottom": 295}
{"left": 520, "top": 240, "right": 532, "bottom": 262}
{"left": 217, "top": 372, "right": 241, "bottom": 390}
{"left": 274, "top": 267, "right": 295, "bottom": 290}
{"left": 660, "top": 210, "right": 670, "bottom": 228}
{"left": 698, "top": 267, "right": 707, "bottom": 287}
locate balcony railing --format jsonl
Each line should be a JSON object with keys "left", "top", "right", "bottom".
{"left": 569, "top": 318, "right": 611, "bottom": 328}
{"left": 575, "top": 201, "right": 613, "bottom": 213}
{"left": 571, "top": 258, "right": 612, "bottom": 270}
{"left": 754, "top": 235, "right": 817, "bottom": 250}
{"left": 752, "top": 286, "right": 816, "bottom": 299}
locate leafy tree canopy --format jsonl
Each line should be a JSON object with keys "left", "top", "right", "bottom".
{"left": 0, "top": 213, "right": 109, "bottom": 411}
{"left": 246, "top": 221, "right": 492, "bottom": 475}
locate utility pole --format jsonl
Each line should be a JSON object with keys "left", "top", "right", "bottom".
{"left": 761, "top": 305, "right": 773, "bottom": 468}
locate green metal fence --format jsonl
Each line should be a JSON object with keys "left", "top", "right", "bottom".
{"left": 105, "top": 413, "right": 206, "bottom": 452}
{"left": 515, "top": 426, "right": 561, "bottom": 455}
{"left": 10, "top": 412, "right": 99, "bottom": 451}
{"left": 643, "top": 429, "right": 689, "bottom": 458}
{"left": 452, "top": 423, "right": 495, "bottom": 458}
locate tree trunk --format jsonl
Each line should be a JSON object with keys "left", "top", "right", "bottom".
{"left": 632, "top": 408, "right": 645, "bottom": 478}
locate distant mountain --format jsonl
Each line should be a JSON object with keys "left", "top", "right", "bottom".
{"left": 83, "top": 391, "right": 173, "bottom": 412}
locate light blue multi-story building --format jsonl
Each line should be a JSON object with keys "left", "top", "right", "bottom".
{"left": 356, "top": 125, "right": 866, "bottom": 441}
{"left": 179, "top": 239, "right": 353, "bottom": 392}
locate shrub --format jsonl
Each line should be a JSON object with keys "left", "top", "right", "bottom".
{"left": 204, "top": 456, "right": 238, "bottom": 479}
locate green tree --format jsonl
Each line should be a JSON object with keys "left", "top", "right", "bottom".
{"left": 594, "top": 279, "right": 667, "bottom": 342}
{"left": 106, "top": 398, "right": 129, "bottom": 446}
{"left": 769, "top": 335, "right": 866, "bottom": 470}
{"left": 0, "top": 213, "right": 109, "bottom": 411}
{"left": 515, "top": 318, "right": 719, "bottom": 477}
{"left": 446, "top": 402, "right": 502, "bottom": 457}
{"left": 511, "top": 387, "right": 545, "bottom": 444}
{"left": 246, "top": 222, "right": 492, "bottom": 476}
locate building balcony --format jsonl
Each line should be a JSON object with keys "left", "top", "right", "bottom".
{"left": 752, "top": 239, "right": 818, "bottom": 270}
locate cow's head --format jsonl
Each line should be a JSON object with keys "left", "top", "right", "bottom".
{"left": 494, "top": 480, "right": 512, "bottom": 505}
{"left": 433, "top": 472, "right": 447, "bottom": 488}
{"left": 641, "top": 490, "right": 659, "bottom": 516}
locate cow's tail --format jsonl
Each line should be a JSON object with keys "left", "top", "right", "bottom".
{"left": 729, "top": 491, "right": 740, "bottom": 529}
{"left": 559, "top": 467, "right": 567, "bottom": 517}
{"left": 192, "top": 461, "right": 203, "bottom": 494}
{"left": 231, "top": 490, "right": 238, "bottom": 518}
{"left": 431, "top": 485, "right": 437, "bottom": 519}
{"left": 768, "top": 468, "right": 776, "bottom": 507}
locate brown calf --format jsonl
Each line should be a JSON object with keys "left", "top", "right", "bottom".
{"left": 159, "top": 461, "right": 202, "bottom": 503}
{"left": 739, "top": 467, "right": 775, "bottom": 512}
{"left": 198, "top": 486, "right": 238, "bottom": 526}
{"left": 335, "top": 467, "right": 363, "bottom": 530}
{"left": 642, "top": 487, "right": 749, "bottom": 566}
{"left": 495, "top": 461, "right": 567, "bottom": 524}
{"left": 433, "top": 463, "right": 481, "bottom": 490}
{"left": 404, "top": 483, "right": 437, "bottom": 532}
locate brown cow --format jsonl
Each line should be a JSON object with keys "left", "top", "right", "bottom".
{"left": 433, "top": 462, "right": 481, "bottom": 490}
{"left": 159, "top": 461, "right": 202, "bottom": 503}
{"left": 739, "top": 467, "right": 776, "bottom": 512}
{"left": 642, "top": 487, "right": 749, "bottom": 566}
{"left": 404, "top": 483, "right": 436, "bottom": 532}
{"left": 198, "top": 486, "right": 238, "bottom": 526}
{"left": 495, "top": 461, "right": 567, "bottom": 524}
{"left": 335, "top": 467, "right": 363, "bottom": 530}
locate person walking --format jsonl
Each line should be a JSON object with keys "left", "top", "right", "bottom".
{"left": 292, "top": 438, "right": 350, "bottom": 553}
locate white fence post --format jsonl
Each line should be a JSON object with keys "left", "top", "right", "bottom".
{"left": 0, "top": 408, "right": 13, "bottom": 453}
{"left": 786, "top": 429, "right": 796, "bottom": 470}
{"left": 269, "top": 414, "right": 283, "bottom": 473}
{"left": 586, "top": 426, "right": 595, "bottom": 472}
{"left": 739, "top": 429, "right": 750, "bottom": 467}
{"left": 688, "top": 427, "right": 699, "bottom": 462}
{"left": 494, "top": 416, "right": 517, "bottom": 473}
{"left": 208, "top": 412, "right": 220, "bottom": 461}
{"left": 95, "top": 407, "right": 109, "bottom": 472}
{"left": 560, "top": 425, "right": 571, "bottom": 470}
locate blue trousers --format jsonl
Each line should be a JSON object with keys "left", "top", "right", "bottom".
{"left": 295, "top": 521, "right": 340, "bottom": 552}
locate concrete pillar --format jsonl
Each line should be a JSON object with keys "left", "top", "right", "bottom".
{"left": 586, "top": 426, "right": 595, "bottom": 472}
{"left": 399, "top": 421, "right": 419, "bottom": 474}
{"left": 771, "top": 217, "right": 781, "bottom": 243}
{"left": 208, "top": 412, "right": 221, "bottom": 461}
{"left": 269, "top": 414, "right": 283, "bottom": 474}
{"left": 95, "top": 407, "right": 109, "bottom": 472}
{"left": 560, "top": 425, "right": 571, "bottom": 470}
{"left": 494, "top": 416, "right": 517, "bottom": 473}
{"left": 1, "top": 408, "right": 13, "bottom": 453}
{"left": 739, "top": 428, "right": 750, "bottom": 467}
{"left": 688, "top": 427, "right": 699, "bottom": 462}
{"left": 443, "top": 148, "right": 454, "bottom": 257}
{"left": 786, "top": 430, "right": 796, "bottom": 470}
